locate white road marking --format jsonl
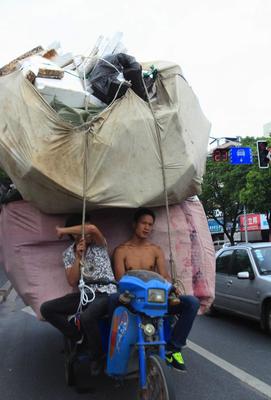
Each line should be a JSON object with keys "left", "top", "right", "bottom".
{"left": 22, "top": 306, "right": 37, "bottom": 317}
{"left": 187, "top": 340, "right": 271, "bottom": 399}
{"left": 8, "top": 287, "right": 18, "bottom": 302}
{"left": 0, "top": 280, "right": 12, "bottom": 292}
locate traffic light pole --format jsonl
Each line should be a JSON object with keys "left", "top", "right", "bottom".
{"left": 243, "top": 205, "right": 248, "bottom": 243}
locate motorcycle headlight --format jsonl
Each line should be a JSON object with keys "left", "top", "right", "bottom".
{"left": 143, "top": 323, "right": 156, "bottom": 337}
{"left": 147, "top": 289, "right": 166, "bottom": 303}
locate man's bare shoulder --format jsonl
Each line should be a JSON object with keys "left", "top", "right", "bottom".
{"left": 114, "top": 241, "right": 163, "bottom": 255}
{"left": 113, "top": 241, "right": 132, "bottom": 254}
{"left": 149, "top": 242, "right": 164, "bottom": 255}
{"left": 148, "top": 242, "right": 160, "bottom": 248}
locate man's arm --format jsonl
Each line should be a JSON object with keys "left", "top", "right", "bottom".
{"left": 155, "top": 245, "right": 172, "bottom": 282}
{"left": 56, "top": 224, "right": 106, "bottom": 246}
{"left": 113, "top": 246, "right": 126, "bottom": 281}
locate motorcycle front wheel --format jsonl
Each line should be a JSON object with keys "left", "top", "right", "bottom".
{"left": 141, "top": 354, "right": 176, "bottom": 400}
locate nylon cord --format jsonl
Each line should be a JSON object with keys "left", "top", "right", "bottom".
{"left": 142, "top": 77, "right": 179, "bottom": 285}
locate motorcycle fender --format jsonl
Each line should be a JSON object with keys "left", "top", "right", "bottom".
{"left": 106, "top": 306, "right": 137, "bottom": 376}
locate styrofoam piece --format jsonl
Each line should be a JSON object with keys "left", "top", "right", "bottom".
{"left": 35, "top": 71, "right": 90, "bottom": 108}
{"left": 20, "top": 55, "right": 64, "bottom": 79}
{"left": 76, "top": 56, "right": 97, "bottom": 79}
{"left": 83, "top": 35, "right": 103, "bottom": 60}
{"left": 43, "top": 41, "right": 74, "bottom": 68}
{"left": 97, "top": 32, "right": 125, "bottom": 58}
{"left": 50, "top": 52, "right": 74, "bottom": 68}
{"left": 113, "top": 42, "right": 127, "bottom": 55}
{"left": 63, "top": 62, "right": 76, "bottom": 71}
{"left": 74, "top": 33, "right": 127, "bottom": 80}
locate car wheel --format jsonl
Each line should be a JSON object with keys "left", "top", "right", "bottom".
{"left": 264, "top": 302, "right": 271, "bottom": 335}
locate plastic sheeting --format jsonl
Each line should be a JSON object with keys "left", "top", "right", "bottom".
{"left": 0, "top": 199, "right": 215, "bottom": 318}
{"left": 0, "top": 61, "right": 210, "bottom": 214}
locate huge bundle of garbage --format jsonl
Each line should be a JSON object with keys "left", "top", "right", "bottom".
{"left": 0, "top": 34, "right": 215, "bottom": 315}
{"left": 0, "top": 33, "right": 210, "bottom": 213}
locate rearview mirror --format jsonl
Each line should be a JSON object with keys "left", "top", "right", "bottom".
{"left": 237, "top": 271, "right": 250, "bottom": 279}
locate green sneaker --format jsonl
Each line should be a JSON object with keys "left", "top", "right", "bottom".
{"left": 166, "top": 351, "right": 186, "bottom": 372}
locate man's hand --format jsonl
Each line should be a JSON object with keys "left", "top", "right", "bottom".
{"left": 174, "top": 286, "right": 183, "bottom": 297}
{"left": 173, "top": 279, "right": 185, "bottom": 297}
{"left": 56, "top": 226, "right": 63, "bottom": 239}
{"left": 76, "top": 238, "right": 86, "bottom": 258}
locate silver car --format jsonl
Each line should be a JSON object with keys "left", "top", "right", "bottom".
{"left": 213, "top": 242, "right": 271, "bottom": 334}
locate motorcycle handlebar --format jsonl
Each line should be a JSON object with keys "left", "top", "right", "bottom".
{"left": 84, "top": 279, "right": 118, "bottom": 286}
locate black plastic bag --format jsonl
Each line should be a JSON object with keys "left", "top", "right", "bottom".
{"left": 0, "top": 181, "right": 23, "bottom": 205}
{"left": 88, "top": 53, "right": 147, "bottom": 104}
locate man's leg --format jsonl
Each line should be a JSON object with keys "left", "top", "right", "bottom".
{"left": 40, "top": 292, "right": 81, "bottom": 341}
{"left": 108, "top": 292, "right": 120, "bottom": 320}
{"left": 166, "top": 295, "right": 200, "bottom": 371}
{"left": 168, "top": 295, "right": 200, "bottom": 348}
{"left": 80, "top": 293, "right": 109, "bottom": 360}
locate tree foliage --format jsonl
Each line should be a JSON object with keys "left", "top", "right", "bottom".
{"left": 200, "top": 136, "right": 270, "bottom": 244}
{"left": 239, "top": 136, "right": 271, "bottom": 227}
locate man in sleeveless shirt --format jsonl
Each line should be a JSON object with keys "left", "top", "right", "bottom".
{"left": 40, "top": 214, "right": 116, "bottom": 364}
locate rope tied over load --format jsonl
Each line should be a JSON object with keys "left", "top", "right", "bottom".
{"left": 142, "top": 77, "right": 186, "bottom": 295}
{"left": 77, "top": 64, "right": 186, "bottom": 310}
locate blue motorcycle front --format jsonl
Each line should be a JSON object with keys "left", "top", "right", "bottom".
{"left": 108, "top": 270, "right": 177, "bottom": 399}
{"left": 65, "top": 270, "right": 177, "bottom": 400}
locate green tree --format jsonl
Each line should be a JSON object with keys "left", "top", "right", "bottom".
{"left": 240, "top": 168, "right": 271, "bottom": 234}
{"left": 200, "top": 136, "right": 270, "bottom": 244}
{"left": 239, "top": 136, "right": 271, "bottom": 234}
{"left": 200, "top": 158, "right": 251, "bottom": 244}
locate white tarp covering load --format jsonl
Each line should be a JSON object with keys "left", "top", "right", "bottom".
{"left": 0, "top": 61, "right": 210, "bottom": 214}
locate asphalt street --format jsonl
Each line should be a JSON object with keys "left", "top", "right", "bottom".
{"left": 0, "top": 288, "right": 270, "bottom": 400}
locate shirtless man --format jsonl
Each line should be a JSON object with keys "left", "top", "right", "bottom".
{"left": 113, "top": 207, "right": 200, "bottom": 372}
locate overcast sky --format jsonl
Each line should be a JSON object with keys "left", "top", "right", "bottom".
{"left": 1, "top": 0, "right": 271, "bottom": 139}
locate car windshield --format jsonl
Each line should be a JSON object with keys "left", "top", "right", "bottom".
{"left": 252, "top": 247, "right": 271, "bottom": 275}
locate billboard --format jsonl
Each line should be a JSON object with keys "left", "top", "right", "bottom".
{"left": 239, "top": 213, "right": 269, "bottom": 231}
{"left": 208, "top": 218, "right": 224, "bottom": 234}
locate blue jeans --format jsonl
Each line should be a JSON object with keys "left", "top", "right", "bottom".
{"left": 108, "top": 293, "right": 200, "bottom": 350}
{"left": 168, "top": 295, "right": 200, "bottom": 350}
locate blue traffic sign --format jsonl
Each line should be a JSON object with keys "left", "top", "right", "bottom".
{"left": 229, "top": 147, "right": 253, "bottom": 165}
